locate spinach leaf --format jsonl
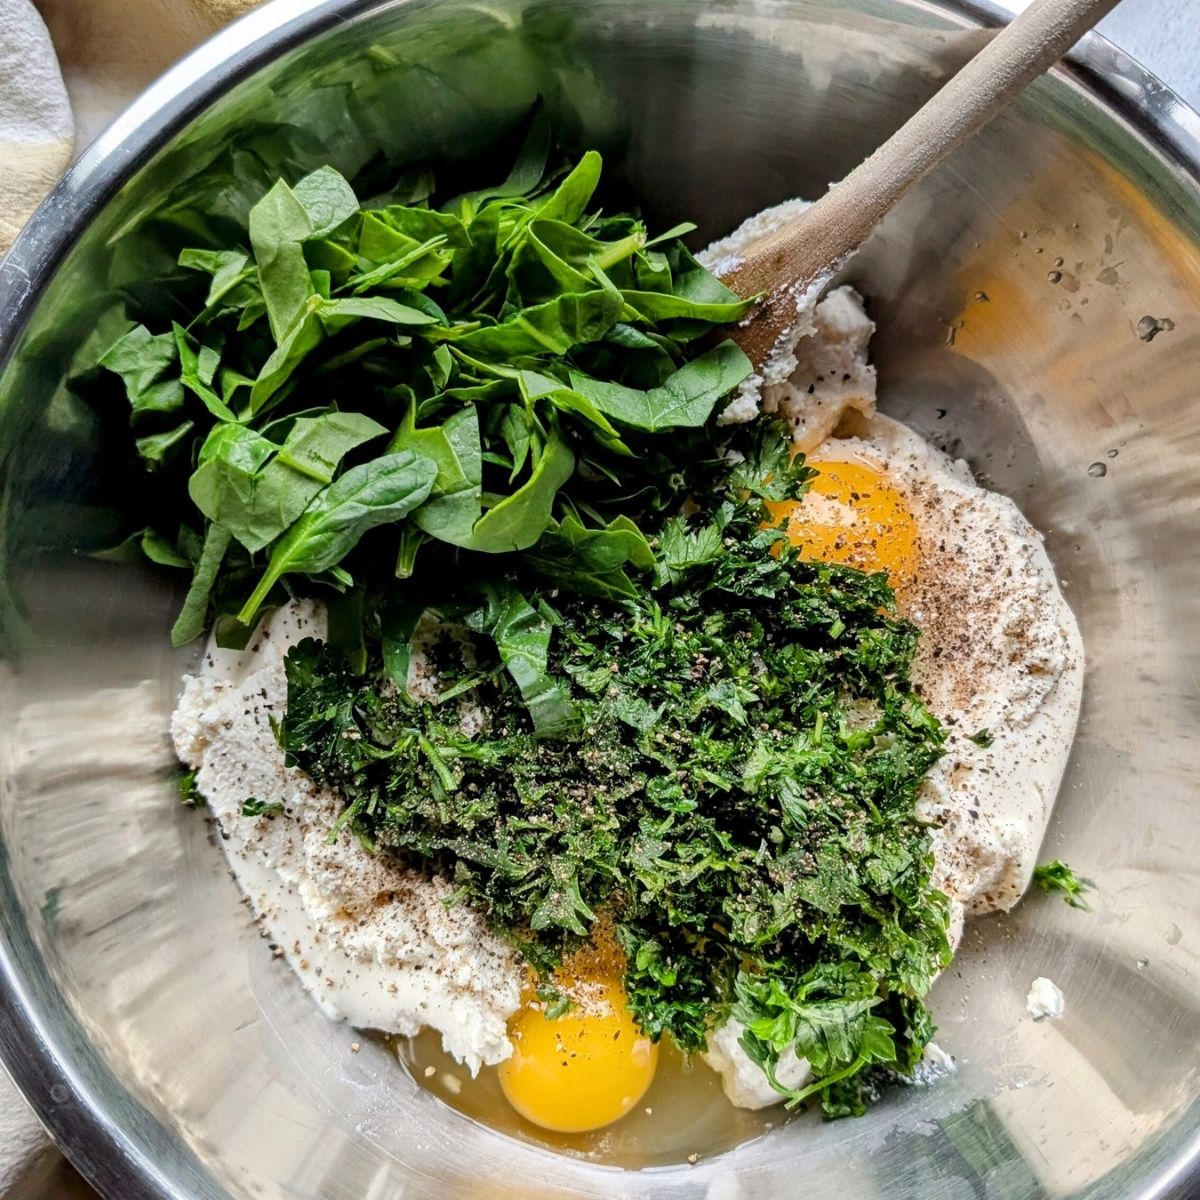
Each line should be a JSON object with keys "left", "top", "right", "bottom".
{"left": 391, "top": 404, "right": 483, "bottom": 546}
{"left": 506, "top": 218, "right": 642, "bottom": 305}
{"left": 134, "top": 420, "right": 194, "bottom": 470}
{"left": 671, "top": 243, "right": 750, "bottom": 304}
{"left": 317, "top": 295, "right": 439, "bottom": 331}
{"left": 534, "top": 150, "right": 602, "bottom": 225}
{"left": 189, "top": 425, "right": 282, "bottom": 551}
{"left": 620, "top": 289, "right": 755, "bottom": 325}
{"left": 172, "top": 323, "right": 238, "bottom": 422}
{"left": 447, "top": 107, "right": 551, "bottom": 217}
{"left": 171, "top": 523, "right": 232, "bottom": 646}
{"left": 452, "top": 289, "right": 622, "bottom": 357}
{"left": 190, "top": 409, "right": 388, "bottom": 553}
{"left": 91, "top": 527, "right": 191, "bottom": 569}
{"left": 460, "top": 423, "right": 574, "bottom": 553}
{"left": 249, "top": 179, "right": 321, "bottom": 342}
{"left": 380, "top": 591, "right": 427, "bottom": 691}
{"left": 249, "top": 307, "right": 325, "bottom": 412}
{"left": 276, "top": 411, "right": 387, "bottom": 483}
{"left": 346, "top": 234, "right": 452, "bottom": 293}
{"left": 248, "top": 294, "right": 436, "bottom": 412}
{"left": 512, "top": 369, "right": 624, "bottom": 445}
{"left": 525, "top": 512, "right": 653, "bottom": 600}
{"left": 141, "top": 529, "right": 192, "bottom": 568}
{"left": 238, "top": 450, "right": 437, "bottom": 626}
{"left": 179, "top": 248, "right": 257, "bottom": 314}
{"left": 249, "top": 167, "right": 360, "bottom": 341}
{"left": 292, "top": 165, "right": 360, "bottom": 238}
{"left": 99, "top": 325, "right": 184, "bottom": 416}
{"left": 570, "top": 340, "right": 751, "bottom": 432}
{"left": 464, "top": 583, "right": 577, "bottom": 737}
{"left": 371, "top": 205, "right": 470, "bottom": 249}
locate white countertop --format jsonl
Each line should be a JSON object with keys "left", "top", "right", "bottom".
{"left": 2, "top": 2, "right": 1197, "bottom": 1197}
{"left": 1100, "top": 0, "right": 1200, "bottom": 109}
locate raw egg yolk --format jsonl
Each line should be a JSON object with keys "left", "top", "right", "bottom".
{"left": 766, "top": 457, "right": 920, "bottom": 593}
{"left": 498, "top": 977, "right": 658, "bottom": 1133}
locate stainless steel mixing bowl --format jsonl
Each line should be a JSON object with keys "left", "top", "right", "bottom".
{"left": 1, "top": 1, "right": 1198, "bottom": 1196}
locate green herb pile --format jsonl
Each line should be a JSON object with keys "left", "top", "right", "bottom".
{"left": 91, "top": 131, "right": 753, "bottom": 649}
{"left": 90, "top": 136, "right": 954, "bottom": 1117}
{"left": 280, "top": 430, "right": 952, "bottom": 1117}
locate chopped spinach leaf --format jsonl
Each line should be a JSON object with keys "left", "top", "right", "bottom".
{"left": 241, "top": 798, "right": 286, "bottom": 818}
{"left": 278, "top": 444, "right": 950, "bottom": 1118}
{"left": 1032, "top": 860, "right": 1093, "bottom": 910}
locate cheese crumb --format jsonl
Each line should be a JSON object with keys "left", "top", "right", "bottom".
{"left": 1026, "top": 977, "right": 1065, "bottom": 1020}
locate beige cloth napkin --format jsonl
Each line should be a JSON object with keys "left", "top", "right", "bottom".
{"left": 1, "top": 0, "right": 259, "bottom": 1188}
{"left": 1, "top": 0, "right": 261, "bottom": 253}
{"left": 0, "top": 0, "right": 72, "bottom": 252}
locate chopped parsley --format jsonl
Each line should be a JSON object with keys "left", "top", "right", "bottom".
{"left": 279, "top": 432, "right": 952, "bottom": 1116}
{"left": 241, "top": 798, "right": 286, "bottom": 818}
{"left": 178, "top": 768, "right": 203, "bottom": 808}
{"left": 968, "top": 728, "right": 994, "bottom": 748}
{"left": 1032, "top": 860, "right": 1093, "bottom": 910}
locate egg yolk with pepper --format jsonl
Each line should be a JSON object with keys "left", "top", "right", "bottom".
{"left": 766, "top": 454, "right": 920, "bottom": 593}
{"left": 498, "top": 975, "right": 658, "bottom": 1133}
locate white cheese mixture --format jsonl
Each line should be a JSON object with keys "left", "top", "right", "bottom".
{"left": 171, "top": 604, "right": 523, "bottom": 1073}
{"left": 700, "top": 200, "right": 869, "bottom": 438}
{"left": 700, "top": 291, "right": 1083, "bottom": 1107}
{"left": 172, "top": 279, "right": 1083, "bottom": 1108}
{"left": 1027, "top": 977, "right": 1066, "bottom": 1020}
{"left": 853, "top": 416, "right": 1085, "bottom": 918}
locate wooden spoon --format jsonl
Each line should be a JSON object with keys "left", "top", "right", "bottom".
{"left": 717, "top": 0, "right": 1121, "bottom": 375}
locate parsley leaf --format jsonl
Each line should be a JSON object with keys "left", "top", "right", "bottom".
{"left": 1032, "top": 860, "right": 1093, "bottom": 910}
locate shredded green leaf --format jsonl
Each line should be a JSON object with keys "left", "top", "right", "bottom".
{"left": 241, "top": 798, "right": 286, "bottom": 818}
{"left": 1032, "top": 860, "right": 1093, "bottom": 910}
{"left": 278, "top": 431, "right": 952, "bottom": 1117}
{"left": 87, "top": 143, "right": 754, "bottom": 642}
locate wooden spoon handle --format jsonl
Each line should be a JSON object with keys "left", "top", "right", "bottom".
{"left": 721, "top": 0, "right": 1121, "bottom": 365}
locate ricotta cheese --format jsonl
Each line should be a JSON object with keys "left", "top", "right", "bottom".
{"left": 702, "top": 1019, "right": 812, "bottom": 1111}
{"left": 1026, "top": 977, "right": 1065, "bottom": 1020}
{"left": 171, "top": 602, "right": 524, "bottom": 1073}
{"left": 833, "top": 413, "right": 1085, "bottom": 915}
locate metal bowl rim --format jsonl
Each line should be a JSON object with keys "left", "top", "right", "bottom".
{"left": 1, "top": 0, "right": 1198, "bottom": 1196}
